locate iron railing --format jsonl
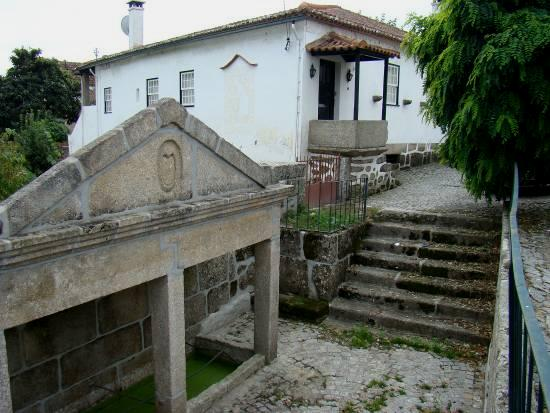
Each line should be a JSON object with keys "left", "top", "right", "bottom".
{"left": 281, "top": 177, "right": 368, "bottom": 233}
{"left": 509, "top": 163, "right": 550, "bottom": 412}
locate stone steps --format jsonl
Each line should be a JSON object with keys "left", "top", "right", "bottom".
{"left": 370, "top": 208, "right": 500, "bottom": 232}
{"left": 362, "top": 237, "right": 497, "bottom": 263}
{"left": 338, "top": 280, "right": 493, "bottom": 322}
{"left": 352, "top": 250, "right": 495, "bottom": 281}
{"left": 347, "top": 266, "right": 496, "bottom": 300}
{"left": 329, "top": 297, "right": 491, "bottom": 345}
{"left": 367, "top": 221, "right": 499, "bottom": 247}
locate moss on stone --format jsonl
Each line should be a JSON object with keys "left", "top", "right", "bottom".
{"left": 279, "top": 294, "right": 329, "bottom": 323}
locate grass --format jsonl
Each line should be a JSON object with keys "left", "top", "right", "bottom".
{"left": 84, "top": 352, "right": 239, "bottom": 412}
{"left": 282, "top": 202, "right": 364, "bottom": 232}
{"left": 334, "top": 325, "right": 481, "bottom": 360}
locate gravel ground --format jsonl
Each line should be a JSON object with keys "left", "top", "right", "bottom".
{"left": 210, "top": 314, "right": 484, "bottom": 413}
{"left": 518, "top": 196, "right": 550, "bottom": 348}
{"left": 367, "top": 163, "right": 502, "bottom": 218}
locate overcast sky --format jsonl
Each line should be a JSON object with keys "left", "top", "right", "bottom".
{"left": 0, "top": 0, "right": 433, "bottom": 75}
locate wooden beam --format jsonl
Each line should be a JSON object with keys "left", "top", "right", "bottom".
{"left": 354, "top": 56, "right": 360, "bottom": 121}
{"left": 382, "top": 57, "right": 389, "bottom": 121}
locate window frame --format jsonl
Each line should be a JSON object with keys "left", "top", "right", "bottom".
{"left": 179, "top": 70, "right": 195, "bottom": 107}
{"left": 146, "top": 77, "right": 159, "bottom": 107}
{"left": 104, "top": 87, "right": 112, "bottom": 114}
{"left": 386, "top": 64, "right": 400, "bottom": 107}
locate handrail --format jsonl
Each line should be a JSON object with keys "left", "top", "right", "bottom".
{"left": 509, "top": 163, "right": 550, "bottom": 412}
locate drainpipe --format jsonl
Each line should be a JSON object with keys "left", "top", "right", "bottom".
{"left": 292, "top": 21, "right": 303, "bottom": 161}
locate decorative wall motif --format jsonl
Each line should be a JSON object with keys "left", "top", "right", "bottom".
{"left": 157, "top": 140, "right": 182, "bottom": 192}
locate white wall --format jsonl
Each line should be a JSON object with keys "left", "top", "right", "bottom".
{"left": 75, "top": 22, "right": 304, "bottom": 163}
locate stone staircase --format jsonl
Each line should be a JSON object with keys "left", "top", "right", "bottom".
{"left": 328, "top": 209, "right": 500, "bottom": 345}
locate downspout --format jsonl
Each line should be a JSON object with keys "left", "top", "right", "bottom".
{"left": 292, "top": 21, "right": 303, "bottom": 161}
{"left": 94, "top": 67, "right": 101, "bottom": 140}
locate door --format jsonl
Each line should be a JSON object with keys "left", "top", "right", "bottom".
{"left": 318, "top": 60, "right": 336, "bottom": 120}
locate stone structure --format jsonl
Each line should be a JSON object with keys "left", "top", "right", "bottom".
{"left": 279, "top": 224, "right": 368, "bottom": 301}
{"left": 0, "top": 98, "right": 292, "bottom": 413}
{"left": 350, "top": 153, "right": 399, "bottom": 194}
{"left": 386, "top": 142, "right": 440, "bottom": 169}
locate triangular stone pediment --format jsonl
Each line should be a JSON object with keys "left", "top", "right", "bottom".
{"left": 0, "top": 99, "right": 271, "bottom": 237}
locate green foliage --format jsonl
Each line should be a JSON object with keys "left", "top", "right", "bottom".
{"left": 0, "top": 131, "right": 34, "bottom": 200}
{"left": 0, "top": 48, "right": 80, "bottom": 130}
{"left": 403, "top": 0, "right": 550, "bottom": 200}
{"left": 15, "top": 112, "right": 64, "bottom": 176}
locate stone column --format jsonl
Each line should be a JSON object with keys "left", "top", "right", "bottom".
{"left": 254, "top": 236, "right": 280, "bottom": 364}
{"left": 150, "top": 272, "right": 187, "bottom": 413}
{"left": 0, "top": 331, "right": 13, "bottom": 413}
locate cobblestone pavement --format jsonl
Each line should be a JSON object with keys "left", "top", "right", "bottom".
{"left": 367, "top": 163, "right": 502, "bottom": 219}
{"left": 210, "top": 313, "right": 484, "bottom": 412}
{"left": 518, "top": 196, "right": 550, "bottom": 348}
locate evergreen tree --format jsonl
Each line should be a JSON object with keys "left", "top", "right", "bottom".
{"left": 403, "top": 0, "right": 550, "bottom": 200}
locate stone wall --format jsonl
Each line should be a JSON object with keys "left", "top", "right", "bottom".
{"left": 386, "top": 143, "right": 440, "bottom": 169}
{"left": 483, "top": 213, "right": 510, "bottom": 413}
{"left": 350, "top": 154, "right": 399, "bottom": 195}
{"left": 5, "top": 249, "right": 255, "bottom": 413}
{"left": 279, "top": 223, "right": 368, "bottom": 301}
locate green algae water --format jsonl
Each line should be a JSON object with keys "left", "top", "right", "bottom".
{"left": 85, "top": 352, "right": 239, "bottom": 412}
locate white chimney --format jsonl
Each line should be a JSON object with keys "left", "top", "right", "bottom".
{"left": 128, "top": 1, "right": 144, "bottom": 49}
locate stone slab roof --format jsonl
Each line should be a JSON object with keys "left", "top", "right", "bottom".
{"left": 306, "top": 31, "right": 400, "bottom": 58}
{"left": 79, "top": 2, "right": 405, "bottom": 70}
{"left": 0, "top": 98, "right": 294, "bottom": 239}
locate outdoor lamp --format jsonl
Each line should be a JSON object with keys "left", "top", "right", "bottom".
{"left": 346, "top": 68, "right": 353, "bottom": 82}
{"left": 309, "top": 64, "right": 317, "bottom": 78}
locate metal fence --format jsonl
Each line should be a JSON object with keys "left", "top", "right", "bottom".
{"left": 509, "top": 163, "right": 550, "bottom": 412}
{"left": 281, "top": 177, "right": 368, "bottom": 233}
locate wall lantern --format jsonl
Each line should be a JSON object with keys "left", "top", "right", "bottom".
{"left": 309, "top": 64, "right": 317, "bottom": 79}
{"left": 372, "top": 95, "right": 383, "bottom": 102}
{"left": 346, "top": 69, "right": 353, "bottom": 82}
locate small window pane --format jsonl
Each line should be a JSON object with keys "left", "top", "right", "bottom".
{"left": 147, "top": 78, "right": 159, "bottom": 106}
{"left": 104, "top": 87, "right": 112, "bottom": 113}
{"left": 386, "top": 65, "right": 399, "bottom": 105}
{"left": 180, "top": 71, "right": 195, "bottom": 106}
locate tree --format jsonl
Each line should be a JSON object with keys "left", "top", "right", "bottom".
{"left": 0, "top": 131, "right": 33, "bottom": 200}
{"left": 14, "top": 112, "right": 64, "bottom": 176}
{"left": 0, "top": 48, "right": 80, "bottom": 130}
{"left": 403, "top": 0, "right": 550, "bottom": 200}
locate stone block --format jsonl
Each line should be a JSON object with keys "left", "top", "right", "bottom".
{"left": 184, "top": 293, "right": 207, "bottom": 327}
{"left": 239, "top": 262, "right": 255, "bottom": 290}
{"left": 184, "top": 267, "right": 199, "bottom": 297}
{"left": 337, "top": 224, "right": 367, "bottom": 259}
{"left": 44, "top": 367, "right": 117, "bottom": 413}
{"left": 351, "top": 165, "right": 364, "bottom": 173}
{"left": 23, "top": 301, "right": 97, "bottom": 366}
{"left": 265, "top": 162, "right": 306, "bottom": 184}
{"left": 184, "top": 113, "right": 221, "bottom": 150}
{"left": 60, "top": 323, "right": 142, "bottom": 387}
{"left": 399, "top": 154, "right": 406, "bottom": 166}
{"left": 2, "top": 157, "right": 83, "bottom": 236}
{"left": 154, "top": 98, "right": 188, "bottom": 129}
{"left": 376, "top": 155, "right": 386, "bottom": 164}
{"left": 311, "top": 258, "right": 349, "bottom": 301}
{"left": 120, "top": 108, "right": 159, "bottom": 148}
{"left": 143, "top": 316, "right": 152, "bottom": 348}
{"left": 279, "top": 256, "right": 309, "bottom": 297}
{"left": 280, "top": 229, "right": 302, "bottom": 257}
{"left": 235, "top": 246, "right": 254, "bottom": 262}
{"left": 5, "top": 328, "right": 22, "bottom": 375}
{"left": 89, "top": 131, "right": 192, "bottom": 216}
{"left": 10, "top": 359, "right": 59, "bottom": 411}
{"left": 380, "top": 163, "right": 393, "bottom": 172}
{"left": 417, "top": 143, "right": 426, "bottom": 152}
{"left": 74, "top": 128, "right": 128, "bottom": 176}
{"left": 32, "top": 192, "right": 83, "bottom": 227}
{"left": 216, "top": 139, "right": 269, "bottom": 186}
{"left": 98, "top": 284, "right": 149, "bottom": 334}
{"left": 230, "top": 280, "right": 238, "bottom": 297}
{"left": 302, "top": 232, "right": 338, "bottom": 263}
{"left": 207, "top": 283, "right": 230, "bottom": 314}
{"left": 410, "top": 152, "right": 424, "bottom": 167}
{"left": 119, "top": 348, "right": 153, "bottom": 389}
{"left": 196, "top": 145, "right": 258, "bottom": 196}
{"left": 198, "top": 254, "right": 229, "bottom": 290}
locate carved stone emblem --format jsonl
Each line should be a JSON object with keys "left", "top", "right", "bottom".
{"left": 158, "top": 140, "right": 181, "bottom": 192}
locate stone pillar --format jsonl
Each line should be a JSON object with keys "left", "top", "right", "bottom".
{"left": 150, "top": 272, "right": 187, "bottom": 413}
{"left": 254, "top": 236, "right": 280, "bottom": 364}
{"left": 0, "top": 331, "right": 13, "bottom": 413}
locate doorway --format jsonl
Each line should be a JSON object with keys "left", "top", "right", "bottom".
{"left": 318, "top": 59, "right": 336, "bottom": 120}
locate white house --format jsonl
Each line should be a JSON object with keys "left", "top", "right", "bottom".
{"left": 71, "top": 1, "right": 442, "bottom": 165}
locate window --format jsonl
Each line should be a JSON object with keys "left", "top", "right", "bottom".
{"left": 180, "top": 70, "right": 195, "bottom": 106}
{"left": 104, "top": 87, "right": 112, "bottom": 113}
{"left": 146, "top": 78, "right": 159, "bottom": 106}
{"left": 386, "top": 64, "right": 400, "bottom": 106}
